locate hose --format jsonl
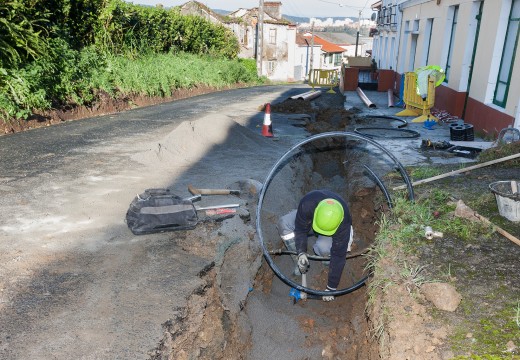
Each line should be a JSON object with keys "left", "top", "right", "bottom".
{"left": 256, "top": 131, "right": 415, "bottom": 297}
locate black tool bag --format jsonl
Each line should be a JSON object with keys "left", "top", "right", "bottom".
{"left": 126, "top": 188, "right": 198, "bottom": 235}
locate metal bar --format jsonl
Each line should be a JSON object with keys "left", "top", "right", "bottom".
{"left": 356, "top": 87, "right": 376, "bottom": 108}
{"left": 388, "top": 89, "right": 395, "bottom": 107}
{"left": 195, "top": 204, "right": 240, "bottom": 211}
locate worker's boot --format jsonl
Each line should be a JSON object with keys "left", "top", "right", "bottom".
{"left": 283, "top": 238, "right": 301, "bottom": 276}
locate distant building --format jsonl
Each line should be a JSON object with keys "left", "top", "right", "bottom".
{"left": 295, "top": 33, "right": 322, "bottom": 80}
{"left": 179, "top": 1, "right": 222, "bottom": 23}
{"left": 315, "top": 32, "right": 371, "bottom": 59}
{"left": 179, "top": 1, "right": 298, "bottom": 82}
{"left": 228, "top": 2, "right": 297, "bottom": 81}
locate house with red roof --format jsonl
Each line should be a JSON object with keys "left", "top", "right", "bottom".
{"left": 294, "top": 32, "right": 347, "bottom": 81}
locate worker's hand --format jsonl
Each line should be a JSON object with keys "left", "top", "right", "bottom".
{"left": 323, "top": 286, "right": 335, "bottom": 302}
{"left": 297, "top": 253, "right": 309, "bottom": 274}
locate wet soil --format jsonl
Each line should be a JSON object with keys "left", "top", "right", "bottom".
{"left": 255, "top": 92, "right": 381, "bottom": 359}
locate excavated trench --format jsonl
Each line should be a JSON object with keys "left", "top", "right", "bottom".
{"left": 151, "top": 98, "right": 407, "bottom": 360}
{"left": 246, "top": 127, "right": 399, "bottom": 359}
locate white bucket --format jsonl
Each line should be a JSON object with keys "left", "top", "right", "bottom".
{"left": 489, "top": 181, "right": 520, "bottom": 222}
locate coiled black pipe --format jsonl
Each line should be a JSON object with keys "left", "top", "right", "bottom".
{"left": 361, "top": 115, "right": 408, "bottom": 128}
{"left": 354, "top": 127, "right": 421, "bottom": 139}
{"left": 256, "top": 131, "right": 415, "bottom": 297}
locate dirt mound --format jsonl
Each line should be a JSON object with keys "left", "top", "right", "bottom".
{"left": 132, "top": 116, "right": 274, "bottom": 166}
{"left": 269, "top": 93, "right": 355, "bottom": 134}
{"left": 270, "top": 98, "right": 315, "bottom": 113}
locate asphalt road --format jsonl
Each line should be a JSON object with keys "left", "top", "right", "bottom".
{"left": 0, "top": 84, "right": 310, "bottom": 359}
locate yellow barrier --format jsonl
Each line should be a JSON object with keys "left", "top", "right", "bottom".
{"left": 395, "top": 72, "right": 438, "bottom": 123}
{"left": 309, "top": 69, "right": 338, "bottom": 93}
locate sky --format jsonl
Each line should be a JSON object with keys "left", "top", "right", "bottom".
{"left": 125, "top": 0, "right": 376, "bottom": 19}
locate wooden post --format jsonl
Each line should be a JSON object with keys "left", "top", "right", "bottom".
{"left": 393, "top": 153, "right": 520, "bottom": 191}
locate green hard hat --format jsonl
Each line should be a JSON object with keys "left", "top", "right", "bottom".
{"left": 312, "top": 198, "right": 344, "bottom": 236}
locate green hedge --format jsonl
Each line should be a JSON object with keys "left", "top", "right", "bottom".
{"left": 0, "top": 0, "right": 256, "bottom": 122}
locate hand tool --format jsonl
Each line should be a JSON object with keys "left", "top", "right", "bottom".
{"left": 188, "top": 184, "right": 241, "bottom": 196}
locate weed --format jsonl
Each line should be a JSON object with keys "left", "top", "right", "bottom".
{"left": 400, "top": 262, "right": 431, "bottom": 293}
{"left": 514, "top": 301, "right": 520, "bottom": 328}
{"left": 409, "top": 165, "right": 444, "bottom": 181}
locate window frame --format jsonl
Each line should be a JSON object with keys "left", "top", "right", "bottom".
{"left": 493, "top": 0, "right": 520, "bottom": 107}
{"left": 269, "top": 28, "right": 277, "bottom": 45}
{"left": 445, "top": 5, "right": 459, "bottom": 82}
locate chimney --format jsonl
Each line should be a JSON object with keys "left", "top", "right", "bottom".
{"left": 264, "top": 1, "right": 282, "bottom": 19}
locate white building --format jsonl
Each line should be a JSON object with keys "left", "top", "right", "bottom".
{"left": 371, "top": 0, "right": 520, "bottom": 134}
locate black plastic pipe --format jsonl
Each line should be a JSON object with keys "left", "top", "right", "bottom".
{"left": 256, "top": 131, "right": 415, "bottom": 297}
{"left": 363, "top": 164, "right": 393, "bottom": 209}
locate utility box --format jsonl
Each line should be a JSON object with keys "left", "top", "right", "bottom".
{"left": 343, "top": 67, "right": 359, "bottom": 91}
{"left": 378, "top": 69, "right": 395, "bottom": 92}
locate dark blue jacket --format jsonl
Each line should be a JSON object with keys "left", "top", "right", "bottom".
{"left": 294, "top": 190, "right": 352, "bottom": 289}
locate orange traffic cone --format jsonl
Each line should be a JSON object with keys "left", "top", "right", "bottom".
{"left": 262, "top": 103, "right": 274, "bottom": 137}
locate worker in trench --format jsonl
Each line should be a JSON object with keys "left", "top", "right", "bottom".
{"left": 277, "top": 189, "right": 353, "bottom": 302}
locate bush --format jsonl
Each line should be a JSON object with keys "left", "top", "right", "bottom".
{"left": 0, "top": 1, "right": 49, "bottom": 68}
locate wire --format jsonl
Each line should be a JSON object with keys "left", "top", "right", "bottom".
{"left": 283, "top": 0, "right": 307, "bottom": 19}
{"left": 317, "top": 0, "right": 364, "bottom": 10}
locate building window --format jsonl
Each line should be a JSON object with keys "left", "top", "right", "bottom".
{"left": 423, "top": 19, "right": 434, "bottom": 66}
{"left": 399, "top": 21, "right": 410, "bottom": 73}
{"left": 390, "top": 36, "right": 396, "bottom": 70}
{"left": 445, "top": 5, "right": 459, "bottom": 82}
{"left": 334, "top": 53, "right": 342, "bottom": 66}
{"left": 409, "top": 30, "right": 418, "bottom": 71}
{"left": 494, "top": 0, "right": 520, "bottom": 107}
{"left": 267, "top": 61, "right": 276, "bottom": 75}
{"left": 269, "top": 29, "right": 277, "bottom": 44}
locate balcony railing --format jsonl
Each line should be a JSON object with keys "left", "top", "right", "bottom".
{"left": 376, "top": 4, "right": 397, "bottom": 32}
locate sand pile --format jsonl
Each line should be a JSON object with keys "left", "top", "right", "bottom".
{"left": 132, "top": 116, "right": 279, "bottom": 168}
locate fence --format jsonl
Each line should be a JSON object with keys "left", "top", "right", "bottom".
{"left": 395, "top": 72, "right": 437, "bottom": 123}
{"left": 308, "top": 69, "right": 339, "bottom": 93}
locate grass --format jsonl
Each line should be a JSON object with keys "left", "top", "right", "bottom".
{"left": 400, "top": 262, "right": 430, "bottom": 293}
{"left": 450, "top": 300, "right": 520, "bottom": 359}
{"left": 0, "top": 50, "right": 264, "bottom": 122}
{"left": 515, "top": 301, "right": 520, "bottom": 329}
{"left": 365, "top": 186, "right": 504, "bottom": 355}
{"left": 102, "top": 52, "right": 263, "bottom": 97}
{"left": 409, "top": 165, "right": 445, "bottom": 181}
{"left": 478, "top": 141, "right": 520, "bottom": 165}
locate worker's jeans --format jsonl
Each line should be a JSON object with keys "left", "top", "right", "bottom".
{"left": 277, "top": 209, "right": 354, "bottom": 260}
